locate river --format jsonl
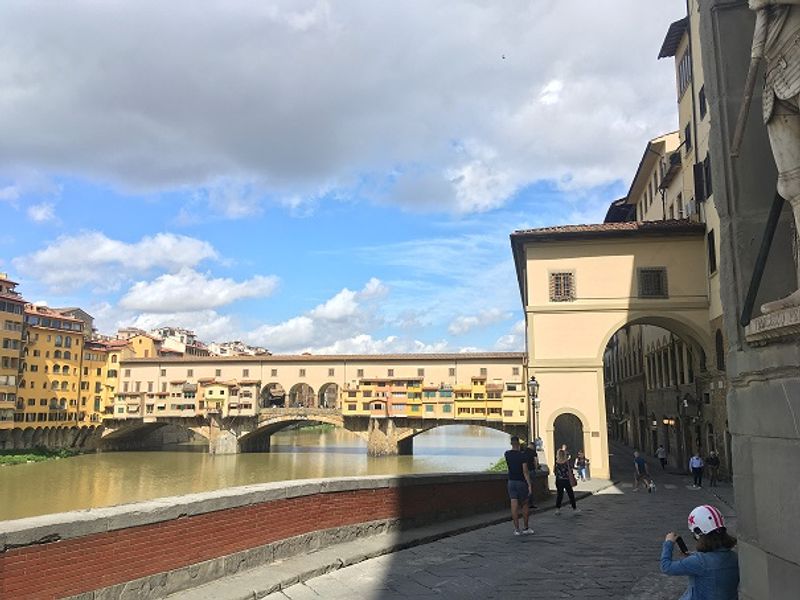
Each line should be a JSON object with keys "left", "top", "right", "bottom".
{"left": 0, "top": 425, "right": 509, "bottom": 521}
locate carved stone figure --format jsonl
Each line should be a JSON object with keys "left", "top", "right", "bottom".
{"left": 749, "top": 1, "right": 800, "bottom": 312}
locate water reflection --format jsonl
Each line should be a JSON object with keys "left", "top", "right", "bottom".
{"left": 0, "top": 425, "right": 508, "bottom": 520}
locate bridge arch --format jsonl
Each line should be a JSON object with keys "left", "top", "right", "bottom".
{"left": 260, "top": 383, "right": 286, "bottom": 408}
{"left": 238, "top": 410, "right": 348, "bottom": 452}
{"left": 317, "top": 382, "right": 339, "bottom": 409}
{"left": 287, "top": 383, "right": 315, "bottom": 408}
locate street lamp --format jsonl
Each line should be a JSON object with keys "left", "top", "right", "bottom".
{"left": 527, "top": 376, "right": 540, "bottom": 443}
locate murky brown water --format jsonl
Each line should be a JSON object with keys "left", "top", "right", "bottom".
{"left": 0, "top": 425, "right": 508, "bottom": 521}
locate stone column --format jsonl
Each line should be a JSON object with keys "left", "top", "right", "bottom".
{"left": 366, "top": 418, "right": 413, "bottom": 456}
{"left": 701, "top": 2, "right": 800, "bottom": 596}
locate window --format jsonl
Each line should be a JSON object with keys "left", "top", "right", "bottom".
{"left": 703, "top": 153, "right": 713, "bottom": 198}
{"left": 243, "top": 368, "right": 250, "bottom": 377}
{"left": 425, "top": 404, "right": 434, "bottom": 413}
{"left": 707, "top": 230, "right": 717, "bottom": 274}
{"left": 480, "top": 368, "right": 487, "bottom": 376}
{"left": 124, "top": 369, "right": 131, "bottom": 377}
{"left": 638, "top": 268, "right": 668, "bottom": 298}
{"left": 271, "top": 369, "right": 278, "bottom": 377}
{"left": 715, "top": 329, "right": 725, "bottom": 371}
{"left": 215, "top": 369, "right": 221, "bottom": 377}
{"left": 328, "top": 368, "right": 335, "bottom": 377}
{"left": 299, "top": 369, "right": 306, "bottom": 377}
{"left": 684, "top": 122, "right": 692, "bottom": 153}
{"left": 160, "top": 369, "right": 166, "bottom": 377}
{"left": 417, "top": 368, "right": 424, "bottom": 377}
{"left": 698, "top": 85, "right": 707, "bottom": 119}
{"left": 549, "top": 271, "right": 575, "bottom": 302}
{"left": 676, "top": 194, "right": 684, "bottom": 219}
{"left": 54, "top": 335, "right": 63, "bottom": 347}
{"left": 678, "top": 50, "right": 692, "bottom": 97}
{"left": 387, "top": 369, "right": 394, "bottom": 377}
{"left": 187, "top": 369, "right": 194, "bottom": 377}
{"left": 512, "top": 367, "right": 520, "bottom": 376}
{"left": 357, "top": 369, "right": 364, "bottom": 377}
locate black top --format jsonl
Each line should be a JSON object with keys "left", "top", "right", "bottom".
{"left": 522, "top": 447, "right": 537, "bottom": 472}
{"left": 554, "top": 461, "right": 571, "bottom": 480}
{"left": 505, "top": 449, "right": 527, "bottom": 481}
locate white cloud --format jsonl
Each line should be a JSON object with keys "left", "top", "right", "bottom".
{"left": 246, "top": 279, "right": 389, "bottom": 352}
{"left": 13, "top": 231, "right": 218, "bottom": 291}
{"left": 0, "top": 185, "right": 19, "bottom": 202}
{"left": 448, "top": 308, "right": 512, "bottom": 336}
{"left": 0, "top": 1, "right": 683, "bottom": 213}
{"left": 27, "top": 202, "right": 56, "bottom": 222}
{"left": 312, "top": 334, "right": 449, "bottom": 355}
{"left": 493, "top": 319, "right": 526, "bottom": 351}
{"left": 119, "top": 268, "right": 278, "bottom": 313}
{"left": 125, "top": 310, "right": 235, "bottom": 343}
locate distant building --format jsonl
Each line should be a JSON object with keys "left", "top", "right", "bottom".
{"left": 207, "top": 341, "right": 270, "bottom": 357}
{"left": 0, "top": 273, "right": 25, "bottom": 428}
{"left": 153, "top": 327, "right": 210, "bottom": 357}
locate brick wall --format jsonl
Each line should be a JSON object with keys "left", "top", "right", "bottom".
{"left": 0, "top": 472, "right": 546, "bottom": 599}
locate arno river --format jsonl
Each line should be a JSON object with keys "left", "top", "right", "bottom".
{"left": 0, "top": 425, "right": 508, "bottom": 521}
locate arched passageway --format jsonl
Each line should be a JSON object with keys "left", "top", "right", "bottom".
{"left": 317, "top": 383, "right": 339, "bottom": 409}
{"left": 260, "top": 383, "right": 286, "bottom": 408}
{"left": 288, "top": 383, "right": 315, "bottom": 408}
{"left": 554, "top": 413, "right": 584, "bottom": 457}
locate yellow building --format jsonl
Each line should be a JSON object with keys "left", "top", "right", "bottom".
{"left": 19, "top": 305, "right": 85, "bottom": 425}
{"left": 127, "top": 333, "right": 161, "bottom": 359}
{"left": 0, "top": 274, "right": 25, "bottom": 429}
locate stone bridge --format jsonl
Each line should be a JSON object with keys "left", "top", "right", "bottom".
{"left": 98, "top": 408, "right": 528, "bottom": 456}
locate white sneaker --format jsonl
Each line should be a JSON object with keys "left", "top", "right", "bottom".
{"left": 554, "top": 508, "right": 561, "bottom": 515}
{"left": 522, "top": 528, "right": 535, "bottom": 535}
{"left": 573, "top": 508, "right": 582, "bottom": 513}
{"left": 514, "top": 529, "right": 522, "bottom": 536}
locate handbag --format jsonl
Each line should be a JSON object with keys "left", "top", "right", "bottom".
{"left": 569, "top": 470, "right": 578, "bottom": 487}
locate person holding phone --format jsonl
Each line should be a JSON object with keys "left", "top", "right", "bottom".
{"left": 553, "top": 449, "right": 579, "bottom": 515}
{"left": 661, "top": 505, "right": 739, "bottom": 599}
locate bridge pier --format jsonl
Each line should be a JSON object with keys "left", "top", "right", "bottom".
{"left": 208, "top": 429, "right": 239, "bottom": 455}
{"left": 366, "top": 418, "right": 413, "bottom": 456}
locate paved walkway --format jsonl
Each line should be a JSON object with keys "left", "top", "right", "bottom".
{"left": 265, "top": 442, "right": 737, "bottom": 600}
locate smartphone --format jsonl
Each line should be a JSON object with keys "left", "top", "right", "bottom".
{"left": 675, "top": 536, "right": 689, "bottom": 555}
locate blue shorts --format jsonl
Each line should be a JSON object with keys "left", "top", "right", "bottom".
{"left": 507, "top": 480, "right": 529, "bottom": 501}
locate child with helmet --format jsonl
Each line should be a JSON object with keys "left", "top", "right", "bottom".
{"left": 661, "top": 505, "right": 739, "bottom": 599}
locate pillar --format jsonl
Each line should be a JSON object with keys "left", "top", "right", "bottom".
{"left": 366, "top": 418, "right": 413, "bottom": 456}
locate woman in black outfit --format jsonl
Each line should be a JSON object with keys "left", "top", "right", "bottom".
{"left": 554, "top": 449, "right": 580, "bottom": 515}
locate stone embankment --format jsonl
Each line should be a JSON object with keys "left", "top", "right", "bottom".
{"left": 0, "top": 470, "right": 550, "bottom": 599}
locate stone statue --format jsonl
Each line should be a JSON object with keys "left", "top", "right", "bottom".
{"left": 749, "top": 1, "right": 800, "bottom": 313}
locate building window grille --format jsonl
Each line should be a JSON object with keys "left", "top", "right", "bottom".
{"left": 684, "top": 123, "right": 692, "bottom": 154}
{"left": 271, "top": 369, "right": 277, "bottom": 377}
{"left": 357, "top": 369, "right": 364, "bottom": 377}
{"left": 698, "top": 85, "right": 707, "bottom": 118}
{"left": 549, "top": 271, "right": 576, "bottom": 302}
{"left": 678, "top": 50, "right": 692, "bottom": 97}
{"left": 638, "top": 268, "right": 668, "bottom": 298}
{"left": 299, "top": 368, "right": 306, "bottom": 377}
{"left": 387, "top": 369, "right": 394, "bottom": 377}
{"left": 328, "top": 368, "right": 335, "bottom": 377}
{"left": 417, "top": 368, "right": 424, "bottom": 377}
{"left": 243, "top": 368, "right": 249, "bottom": 377}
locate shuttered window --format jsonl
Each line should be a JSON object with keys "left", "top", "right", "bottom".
{"left": 638, "top": 268, "right": 668, "bottom": 298}
{"left": 549, "top": 272, "right": 575, "bottom": 302}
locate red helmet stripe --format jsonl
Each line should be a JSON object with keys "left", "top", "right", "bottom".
{"left": 705, "top": 505, "right": 724, "bottom": 529}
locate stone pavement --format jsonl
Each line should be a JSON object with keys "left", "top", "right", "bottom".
{"left": 264, "top": 442, "right": 737, "bottom": 600}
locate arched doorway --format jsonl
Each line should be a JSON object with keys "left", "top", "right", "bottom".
{"left": 260, "top": 383, "right": 286, "bottom": 408}
{"left": 317, "top": 383, "right": 339, "bottom": 409}
{"left": 288, "top": 383, "right": 315, "bottom": 408}
{"left": 554, "top": 413, "right": 584, "bottom": 457}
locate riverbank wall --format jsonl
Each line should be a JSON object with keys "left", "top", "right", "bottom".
{"left": 0, "top": 470, "right": 549, "bottom": 599}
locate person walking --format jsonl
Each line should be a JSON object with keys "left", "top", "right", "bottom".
{"left": 504, "top": 436, "right": 533, "bottom": 536}
{"left": 661, "top": 504, "right": 739, "bottom": 599}
{"left": 554, "top": 449, "right": 579, "bottom": 515}
{"left": 575, "top": 450, "right": 589, "bottom": 482}
{"left": 633, "top": 450, "right": 654, "bottom": 492}
{"left": 689, "top": 452, "right": 705, "bottom": 488}
{"left": 706, "top": 451, "right": 720, "bottom": 487}
{"left": 656, "top": 444, "right": 668, "bottom": 470}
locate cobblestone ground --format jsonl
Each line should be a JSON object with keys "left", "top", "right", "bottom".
{"left": 267, "top": 442, "right": 737, "bottom": 600}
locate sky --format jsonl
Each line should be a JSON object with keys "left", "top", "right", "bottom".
{"left": 0, "top": 1, "right": 686, "bottom": 354}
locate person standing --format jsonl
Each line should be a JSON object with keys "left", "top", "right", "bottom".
{"left": 661, "top": 505, "right": 739, "bottom": 599}
{"left": 706, "top": 451, "right": 720, "bottom": 488}
{"left": 554, "top": 449, "right": 579, "bottom": 515}
{"left": 505, "top": 436, "right": 533, "bottom": 535}
{"left": 634, "top": 450, "right": 653, "bottom": 492}
{"left": 575, "top": 450, "right": 589, "bottom": 482}
{"left": 689, "top": 452, "right": 705, "bottom": 488}
{"left": 523, "top": 441, "right": 539, "bottom": 509}
{"left": 656, "top": 444, "right": 668, "bottom": 470}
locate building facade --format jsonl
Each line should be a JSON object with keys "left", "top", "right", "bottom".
{"left": 0, "top": 274, "right": 25, "bottom": 429}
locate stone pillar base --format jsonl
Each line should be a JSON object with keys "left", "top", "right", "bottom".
{"left": 366, "top": 418, "right": 413, "bottom": 456}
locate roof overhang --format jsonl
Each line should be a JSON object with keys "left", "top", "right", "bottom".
{"left": 659, "top": 17, "right": 689, "bottom": 59}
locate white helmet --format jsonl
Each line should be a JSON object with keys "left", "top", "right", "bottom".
{"left": 688, "top": 505, "right": 726, "bottom": 535}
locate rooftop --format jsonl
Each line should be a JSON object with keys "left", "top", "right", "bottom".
{"left": 659, "top": 17, "right": 689, "bottom": 59}
{"left": 123, "top": 352, "right": 525, "bottom": 365}
{"left": 511, "top": 219, "right": 705, "bottom": 242}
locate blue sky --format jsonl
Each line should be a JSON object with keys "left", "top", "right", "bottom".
{"left": 0, "top": 1, "right": 685, "bottom": 354}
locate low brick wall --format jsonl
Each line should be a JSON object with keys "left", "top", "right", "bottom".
{"left": 0, "top": 470, "right": 549, "bottom": 600}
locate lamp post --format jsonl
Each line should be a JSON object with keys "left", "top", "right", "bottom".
{"left": 527, "top": 376, "right": 540, "bottom": 445}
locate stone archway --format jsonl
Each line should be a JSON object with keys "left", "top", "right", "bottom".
{"left": 317, "top": 382, "right": 339, "bottom": 409}
{"left": 287, "top": 383, "right": 315, "bottom": 408}
{"left": 260, "top": 383, "right": 286, "bottom": 408}
{"left": 553, "top": 413, "right": 584, "bottom": 458}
